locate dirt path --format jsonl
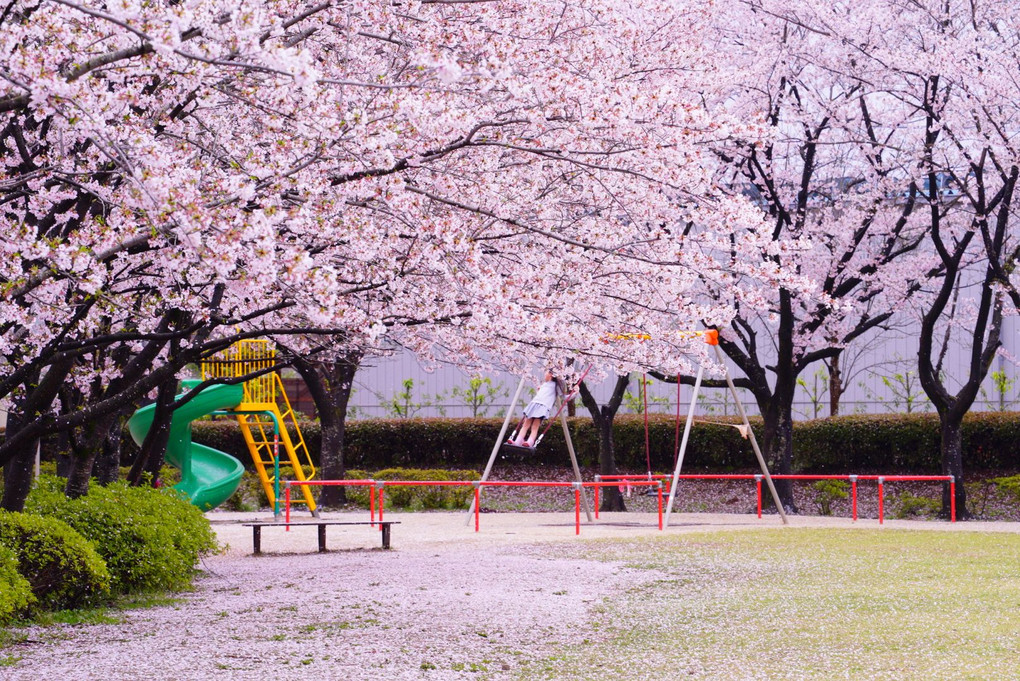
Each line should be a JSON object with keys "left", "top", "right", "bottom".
{"left": 6, "top": 511, "right": 1019, "bottom": 680}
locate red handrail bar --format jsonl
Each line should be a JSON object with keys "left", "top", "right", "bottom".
{"left": 590, "top": 478, "right": 664, "bottom": 521}
{"left": 283, "top": 473, "right": 956, "bottom": 533}
{"left": 604, "top": 473, "right": 956, "bottom": 523}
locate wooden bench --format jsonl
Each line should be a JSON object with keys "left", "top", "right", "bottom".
{"left": 242, "top": 521, "right": 398, "bottom": 555}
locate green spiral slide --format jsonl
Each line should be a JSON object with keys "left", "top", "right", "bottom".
{"left": 127, "top": 379, "right": 246, "bottom": 511}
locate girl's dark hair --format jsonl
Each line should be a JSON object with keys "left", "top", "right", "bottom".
{"left": 546, "top": 368, "right": 565, "bottom": 397}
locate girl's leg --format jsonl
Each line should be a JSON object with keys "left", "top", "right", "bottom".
{"left": 511, "top": 418, "right": 533, "bottom": 445}
{"left": 525, "top": 418, "right": 543, "bottom": 446}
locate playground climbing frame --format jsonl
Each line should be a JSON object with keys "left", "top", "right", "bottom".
{"left": 202, "top": 340, "right": 318, "bottom": 515}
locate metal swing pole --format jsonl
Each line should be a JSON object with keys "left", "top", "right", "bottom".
{"left": 713, "top": 343, "right": 788, "bottom": 525}
{"left": 465, "top": 375, "right": 528, "bottom": 524}
{"left": 643, "top": 373, "right": 651, "bottom": 479}
{"left": 560, "top": 407, "right": 593, "bottom": 522}
{"left": 663, "top": 364, "right": 703, "bottom": 529}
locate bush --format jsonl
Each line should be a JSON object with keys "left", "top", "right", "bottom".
{"left": 0, "top": 542, "right": 34, "bottom": 623}
{"left": 222, "top": 470, "right": 261, "bottom": 512}
{"left": 892, "top": 491, "right": 941, "bottom": 519}
{"left": 992, "top": 475, "right": 1020, "bottom": 504}
{"left": 796, "top": 412, "right": 1020, "bottom": 471}
{"left": 812, "top": 480, "right": 849, "bottom": 516}
{"left": 0, "top": 511, "right": 109, "bottom": 610}
{"left": 345, "top": 468, "right": 479, "bottom": 510}
{"left": 26, "top": 476, "right": 217, "bottom": 594}
{"left": 231, "top": 466, "right": 301, "bottom": 511}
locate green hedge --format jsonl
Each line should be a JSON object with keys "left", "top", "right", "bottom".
{"left": 0, "top": 511, "right": 110, "bottom": 610}
{"left": 116, "top": 411, "right": 1020, "bottom": 474}
{"left": 795, "top": 412, "right": 1020, "bottom": 471}
{"left": 25, "top": 476, "right": 217, "bottom": 594}
{"left": 0, "top": 542, "right": 35, "bottom": 622}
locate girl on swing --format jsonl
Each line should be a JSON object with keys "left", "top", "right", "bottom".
{"left": 507, "top": 369, "right": 564, "bottom": 448}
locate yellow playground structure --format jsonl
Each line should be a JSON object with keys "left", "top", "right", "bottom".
{"left": 201, "top": 340, "right": 319, "bottom": 516}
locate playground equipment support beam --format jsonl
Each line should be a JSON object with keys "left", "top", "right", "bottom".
{"left": 466, "top": 376, "right": 527, "bottom": 524}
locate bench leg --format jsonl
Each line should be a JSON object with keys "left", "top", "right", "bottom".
{"left": 253, "top": 526, "right": 261, "bottom": 555}
{"left": 381, "top": 523, "right": 391, "bottom": 549}
{"left": 318, "top": 524, "right": 327, "bottom": 553}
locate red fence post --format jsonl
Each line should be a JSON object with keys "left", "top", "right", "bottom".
{"left": 594, "top": 476, "right": 600, "bottom": 520}
{"left": 378, "top": 485, "right": 385, "bottom": 523}
{"left": 285, "top": 484, "right": 291, "bottom": 529}
{"left": 575, "top": 484, "right": 581, "bottom": 535}
{"left": 474, "top": 484, "right": 480, "bottom": 532}
{"left": 950, "top": 477, "right": 956, "bottom": 523}
{"left": 755, "top": 475, "right": 762, "bottom": 519}
{"left": 370, "top": 483, "right": 376, "bottom": 526}
{"left": 878, "top": 477, "right": 884, "bottom": 525}
{"left": 850, "top": 475, "right": 858, "bottom": 521}
{"left": 657, "top": 483, "right": 663, "bottom": 530}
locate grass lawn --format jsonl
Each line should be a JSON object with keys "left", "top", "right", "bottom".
{"left": 522, "top": 529, "right": 1020, "bottom": 680}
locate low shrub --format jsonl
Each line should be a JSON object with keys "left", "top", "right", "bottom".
{"left": 207, "top": 465, "right": 315, "bottom": 512}
{"left": 892, "top": 491, "right": 941, "bottom": 519}
{"left": 0, "top": 511, "right": 109, "bottom": 610}
{"left": 346, "top": 468, "right": 480, "bottom": 510}
{"left": 812, "top": 480, "right": 849, "bottom": 516}
{"left": 0, "top": 542, "right": 34, "bottom": 623}
{"left": 992, "top": 475, "right": 1020, "bottom": 504}
{"left": 222, "top": 471, "right": 260, "bottom": 512}
{"left": 26, "top": 476, "right": 217, "bottom": 594}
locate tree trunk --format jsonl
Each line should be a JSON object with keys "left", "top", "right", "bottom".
{"left": 578, "top": 375, "right": 630, "bottom": 513}
{"left": 65, "top": 410, "right": 121, "bottom": 498}
{"left": 1, "top": 415, "right": 36, "bottom": 513}
{"left": 939, "top": 415, "right": 968, "bottom": 519}
{"left": 827, "top": 352, "right": 842, "bottom": 417}
{"left": 293, "top": 351, "right": 362, "bottom": 508}
{"left": 127, "top": 379, "right": 178, "bottom": 486}
{"left": 596, "top": 415, "right": 626, "bottom": 512}
{"left": 2, "top": 360, "right": 73, "bottom": 510}
{"left": 761, "top": 400, "right": 797, "bottom": 513}
{"left": 94, "top": 413, "right": 127, "bottom": 485}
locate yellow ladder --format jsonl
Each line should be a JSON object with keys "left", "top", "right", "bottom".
{"left": 236, "top": 374, "right": 318, "bottom": 515}
{"left": 202, "top": 341, "right": 318, "bottom": 516}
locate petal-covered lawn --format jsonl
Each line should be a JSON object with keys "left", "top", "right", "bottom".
{"left": 518, "top": 529, "right": 1020, "bottom": 680}
{"left": 4, "top": 515, "right": 650, "bottom": 680}
{"left": 4, "top": 514, "right": 1020, "bottom": 680}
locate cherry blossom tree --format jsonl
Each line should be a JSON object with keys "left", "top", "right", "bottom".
{"left": 1, "top": 0, "right": 793, "bottom": 509}
{"left": 735, "top": 0, "right": 1020, "bottom": 518}
{"left": 834, "top": 0, "right": 1018, "bottom": 518}
{"left": 635, "top": 0, "right": 938, "bottom": 512}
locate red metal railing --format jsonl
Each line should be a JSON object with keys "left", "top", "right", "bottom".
{"left": 282, "top": 472, "right": 955, "bottom": 534}
{"left": 598, "top": 473, "right": 957, "bottom": 523}
{"left": 283, "top": 479, "right": 667, "bottom": 535}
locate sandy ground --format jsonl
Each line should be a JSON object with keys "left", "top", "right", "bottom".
{"left": 6, "top": 510, "right": 1020, "bottom": 680}
{"left": 208, "top": 508, "right": 1020, "bottom": 555}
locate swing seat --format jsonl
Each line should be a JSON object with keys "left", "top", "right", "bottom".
{"left": 501, "top": 441, "right": 539, "bottom": 456}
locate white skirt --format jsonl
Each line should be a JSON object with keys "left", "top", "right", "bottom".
{"left": 523, "top": 401, "right": 551, "bottom": 419}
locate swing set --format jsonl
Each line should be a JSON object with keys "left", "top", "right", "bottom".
{"left": 468, "top": 363, "right": 596, "bottom": 523}
{"left": 616, "top": 329, "right": 787, "bottom": 527}
{"left": 469, "top": 329, "right": 788, "bottom": 527}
